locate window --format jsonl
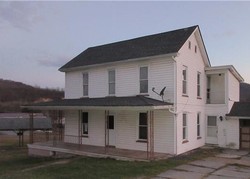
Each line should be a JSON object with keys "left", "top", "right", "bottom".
{"left": 197, "top": 72, "right": 201, "bottom": 97}
{"left": 83, "top": 73, "right": 88, "bottom": 96}
{"left": 182, "top": 66, "right": 187, "bottom": 95}
{"left": 182, "top": 113, "right": 188, "bottom": 140}
{"left": 188, "top": 41, "right": 191, "bottom": 49}
{"left": 140, "top": 66, "right": 148, "bottom": 93}
{"left": 139, "top": 113, "right": 147, "bottom": 140}
{"left": 82, "top": 112, "right": 88, "bottom": 135}
{"left": 197, "top": 113, "right": 201, "bottom": 138}
{"left": 108, "top": 70, "right": 115, "bottom": 95}
{"left": 195, "top": 45, "right": 197, "bottom": 53}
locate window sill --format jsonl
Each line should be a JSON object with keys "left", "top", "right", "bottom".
{"left": 81, "top": 96, "right": 89, "bottom": 98}
{"left": 197, "top": 136, "right": 202, "bottom": 140}
{"left": 197, "top": 97, "right": 202, "bottom": 100}
{"left": 182, "top": 94, "right": 189, "bottom": 97}
{"left": 182, "top": 140, "right": 189, "bottom": 144}
{"left": 81, "top": 135, "right": 89, "bottom": 138}
{"left": 136, "top": 140, "right": 148, "bottom": 143}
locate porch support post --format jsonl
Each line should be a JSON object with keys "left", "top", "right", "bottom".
{"left": 150, "top": 110, "right": 154, "bottom": 160}
{"left": 29, "top": 112, "right": 34, "bottom": 144}
{"left": 104, "top": 110, "right": 108, "bottom": 153}
{"left": 147, "top": 111, "right": 149, "bottom": 160}
{"left": 78, "top": 110, "right": 82, "bottom": 145}
{"left": 50, "top": 110, "right": 58, "bottom": 146}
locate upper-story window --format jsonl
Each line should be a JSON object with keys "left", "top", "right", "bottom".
{"left": 140, "top": 66, "right": 148, "bottom": 93}
{"left": 188, "top": 41, "right": 191, "bottom": 49}
{"left": 108, "top": 70, "right": 115, "bottom": 95}
{"left": 182, "top": 66, "right": 188, "bottom": 95}
{"left": 197, "top": 72, "right": 201, "bottom": 98}
{"left": 83, "top": 73, "right": 88, "bottom": 97}
{"left": 195, "top": 45, "right": 197, "bottom": 53}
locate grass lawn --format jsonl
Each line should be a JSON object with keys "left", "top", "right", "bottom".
{"left": 0, "top": 135, "right": 221, "bottom": 179}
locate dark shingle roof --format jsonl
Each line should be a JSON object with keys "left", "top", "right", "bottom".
{"left": 227, "top": 102, "right": 250, "bottom": 117}
{"left": 25, "top": 96, "right": 172, "bottom": 108}
{"left": 59, "top": 26, "right": 198, "bottom": 71}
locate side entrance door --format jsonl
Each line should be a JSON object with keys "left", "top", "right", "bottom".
{"left": 206, "top": 116, "right": 218, "bottom": 144}
{"left": 240, "top": 119, "right": 250, "bottom": 149}
{"left": 107, "top": 115, "right": 115, "bottom": 147}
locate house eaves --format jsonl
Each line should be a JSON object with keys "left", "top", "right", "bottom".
{"left": 59, "top": 26, "right": 198, "bottom": 72}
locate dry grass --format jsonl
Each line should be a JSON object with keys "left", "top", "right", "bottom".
{"left": 0, "top": 135, "right": 221, "bottom": 179}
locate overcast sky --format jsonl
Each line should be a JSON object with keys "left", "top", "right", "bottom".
{"left": 1, "top": 1, "right": 250, "bottom": 89}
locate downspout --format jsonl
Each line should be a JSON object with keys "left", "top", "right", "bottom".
{"left": 171, "top": 56, "right": 178, "bottom": 155}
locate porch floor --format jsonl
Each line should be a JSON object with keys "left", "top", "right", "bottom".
{"left": 28, "top": 141, "right": 173, "bottom": 161}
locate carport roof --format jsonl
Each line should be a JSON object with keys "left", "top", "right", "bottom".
{"left": 227, "top": 102, "right": 250, "bottom": 117}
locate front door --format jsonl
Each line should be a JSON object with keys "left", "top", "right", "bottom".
{"left": 107, "top": 115, "right": 115, "bottom": 146}
{"left": 206, "top": 116, "right": 218, "bottom": 144}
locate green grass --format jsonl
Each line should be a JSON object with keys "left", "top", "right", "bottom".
{"left": 0, "top": 136, "right": 221, "bottom": 179}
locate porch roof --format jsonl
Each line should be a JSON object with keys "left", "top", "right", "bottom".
{"left": 226, "top": 102, "right": 250, "bottom": 117}
{"left": 23, "top": 95, "right": 173, "bottom": 111}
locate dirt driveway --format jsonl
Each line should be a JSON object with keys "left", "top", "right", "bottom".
{"left": 153, "top": 149, "right": 250, "bottom": 179}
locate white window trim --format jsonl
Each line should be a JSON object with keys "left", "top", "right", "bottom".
{"left": 182, "top": 66, "right": 188, "bottom": 96}
{"left": 139, "top": 66, "right": 149, "bottom": 94}
{"left": 182, "top": 113, "right": 188, "bottom": 142}
{"left": 137, "top": 112, "right": 148, "bottom": 141}
{"left": 108, "top": 69, "right": 116, "bottom": 96}
{"left": 197, "top": 112, "right": 201, "bottom": 138}
{"left": 197, "top": 72, "right": 201, "bottom": 98}
{"left": 81, "top": 112, "right": 88, "bottom": 136}
{"left": 82, "top": 72, "right": 89, "bottom": 97}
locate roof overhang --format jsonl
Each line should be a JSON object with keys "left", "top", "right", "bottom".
{"left": 23, "top": 105, "right": 173, "bottom": 111}
{"left": 22, "top": 96, "right": 173, "bottom": 111}
{"left": 205, "top": 65, "right": 244, "bottom": 82}
{"left": 59, "top": 53, "right": 178, "bottom": 72}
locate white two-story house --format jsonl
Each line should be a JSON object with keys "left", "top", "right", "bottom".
{"left": 26, "top": 25, "right": 244, "bottom": 160}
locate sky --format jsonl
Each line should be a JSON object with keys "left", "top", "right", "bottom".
{"left": 1, "top": 1, "right": 250, "bottom": 89}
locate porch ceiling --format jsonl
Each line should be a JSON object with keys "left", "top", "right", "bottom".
{"left": 22, "top": 95, "right": 173, "bottom": 111}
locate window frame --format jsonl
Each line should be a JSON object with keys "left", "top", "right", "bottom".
{"left": 138, "top": 112, "right": 148, "bottom": 141}
{"left": 197, "top": 113, "right": 201, "bottom": 138}
{"left": 82, "top": 72, "right": 89, "bottom": 97}
{"left": 182, "top": 113, "right": 188, "bottom": 141}
{"left": 139, "top": 66, "right": 148, "bottom": 94}
{"left": 182, "top": 66, "right": 188, "bottom": 95}
{"left": 108, "top": 69, "right": 116, "bottom": 95}
{"left": 197, "top": 72, "right": 201, "bottom": 98}
{"left": 81, "top": 112, "right": 88, "bottom": 136}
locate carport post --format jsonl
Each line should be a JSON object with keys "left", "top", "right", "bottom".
{"left": 29, "top": 113, "right": 34, "bottom": 144}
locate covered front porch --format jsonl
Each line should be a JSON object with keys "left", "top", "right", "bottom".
{"left": 28, "top": 141, "right": 172, "bottom": 161}
{"left": 23, "top": 96, "right": 173, "bottom": 161}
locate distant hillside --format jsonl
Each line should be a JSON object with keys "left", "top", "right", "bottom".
{"left": 240, "top": 82, "right": 250, "bottom": 102}
{"left": 0, "top": 79, "right": 64, "bottom": 112}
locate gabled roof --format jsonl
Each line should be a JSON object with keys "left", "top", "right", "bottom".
{"left": 23, "top": 96, "right": 173, "bottom": 110}
{"left": 227, "top": 102, "right": 250, "bottom": 117}
{"left": 59, "top": 26, "right": 198, "bottom": 72}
